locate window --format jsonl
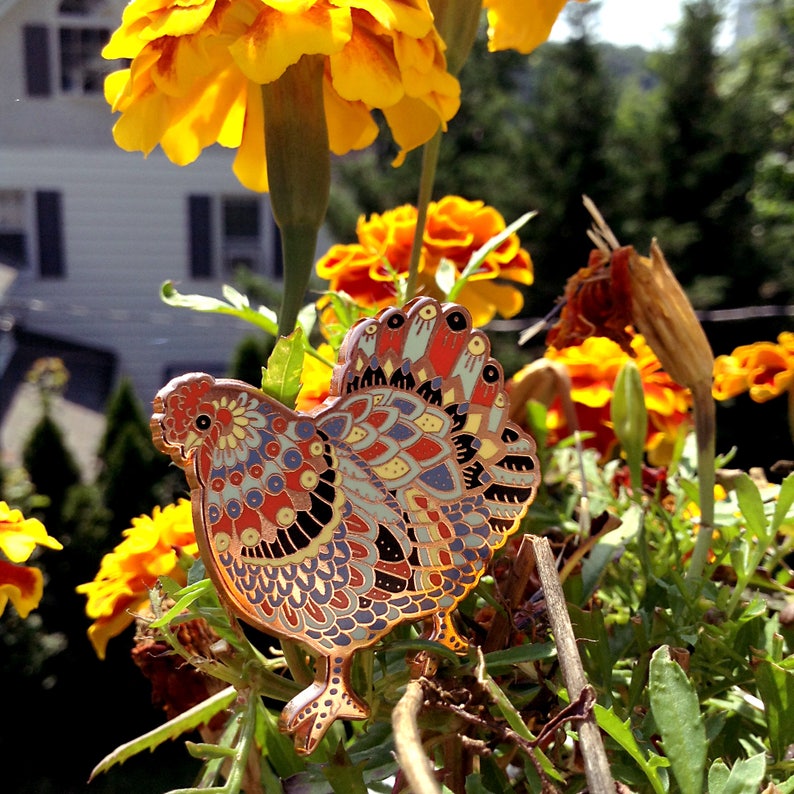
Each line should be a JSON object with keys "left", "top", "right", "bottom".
{"left": 59, "top": 26, "right": 112, "bottom": 94}
{"left": 58, "top": 0, "right": 120, "bottom": 96}
{"left": 222, "top": 197, "right": 262, "bottom": 272}
{"left": 23, "top": 0, "right": 123, "bottom": 98}
{"left": 188, "top": 195, "right": 282, "bottom": 280}
{"left": 0, "top": 191, "right": 29, "bottom": 269}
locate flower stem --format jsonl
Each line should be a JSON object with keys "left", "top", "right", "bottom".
{"left": 404, "top": 0, "right": 480, "bottom": 304}
{"left": 261, "top": 55, "right": 330, "bottom": 336}
{"left": 405, "top": 129, "right": 442, "bottom": 303}
{"left": 685, "top": 382, "right": 717, "bottom": 583}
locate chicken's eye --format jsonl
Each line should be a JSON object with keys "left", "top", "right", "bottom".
{"left": 195, "top": 414, "right": 212, "bottom": 431}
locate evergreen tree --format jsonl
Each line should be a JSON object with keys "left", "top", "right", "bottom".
{"left": 227, "top": 335, "right": 274, "bottom": 388}
{"left": 97, "top": 378, "right": 177, "bottom": 529}
{"left": 741, "top": 0, "right": 794, "bottom": 299}
{"left": 641, "top": 0, "right": 771, "bottom": 307}
{"left": 22, "top": 414, "right": 81, "bottom": 527}
{"left": 520, "top": 2, "right": 623, "bottom": 312}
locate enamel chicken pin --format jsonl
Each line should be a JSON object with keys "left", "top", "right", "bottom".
{"left": 151, "top": 297, "right": 540, "bottom": 754}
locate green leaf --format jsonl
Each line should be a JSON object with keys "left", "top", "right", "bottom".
{"left": 581, "top": 503, "right": 642, "bottom": 600}
{"left": 257, "top": 701, "right": 306, "bottom": 778}
{"left": 755, "top": 656, "right": 794, "bottom": 762}
{"left": 477, "top": 665, "right": 563, "bottom": 783}
{"left": 649, "top": 646, "right": 707, "bottom": 794}
{"left": 296, "top": 301, "right": 318, "bottom": 339}
{"left": 710, "top": 753, "right": 766, "bottom": 794}
{"left": 89, "top": 687, "right": 238, "bottom": 780}
{"left": 185, "top": 742, "right": 237, "bottom": 760}
{"left": 321, "top": 742, "right": 369, "bottom": 794}
{"left": 260, "top": 328, "right": 305, "bottom": 409}
{"left": 593, "top": 704, "right": 668, "bottom": 794}
{"left": 733, "top": 473, "right": 768, "bottom": 541}
{"left": 771, "top": 472, "right": 794, "bottom": 534}
{"left": 435, "top": 258, "right": 457, "bottom": 297}
{"left": 447, "top": 210, "right": 536, "bottom": 302}
{"left": 160, "top": 281, "right": 279, "bottom": 337}
{"left": 707, "top": 759, "right": 730, "bottom": 793}
{"left": 148, "top": 578, "right": 215, "bottom": 628}
{"left": 464, "top": 773, "right": 488, "bottom": 794}
{"left": 221, "top": 284, "right": 251, "bottom": 311}
{"left": 483, "top": 641, "right": 557, "bottom": 675}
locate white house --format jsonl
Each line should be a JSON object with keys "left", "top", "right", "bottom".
{"left": 0, "top": 0, "right": 289, "bottom": 435}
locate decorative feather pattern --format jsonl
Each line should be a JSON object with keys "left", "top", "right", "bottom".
{"left": 151, "top": 297, "right": 540, "bottom": 753}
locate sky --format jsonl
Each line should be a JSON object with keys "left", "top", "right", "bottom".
{"left": 550, "top": 0, "right": 738, "bottom": 50}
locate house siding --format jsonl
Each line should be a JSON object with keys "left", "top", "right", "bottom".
{"left": 2, "top": 145, "right": 273, "bottom": 403}
{"left": 0, "top": 0, "right": 124, "bottom": 146}
{"left": 0, "top": 0, "right": 333, "bottom": 414}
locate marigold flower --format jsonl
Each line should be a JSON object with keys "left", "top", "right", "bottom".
{"left": 316, "top": 195, "right": 533, "bottom": 327}
{"left": 296, "top": 344, "right": 335, "bottom": 412}
{"left": 713, "top": 333, "right": 794, "bottom": 403}
{"left": 530, "top": 334, "right": 692, "bottom": 465}
{"left": 76, "top": 500, "right": 198, "bottom": 659}
{"left": 0, "top": 501, "right": 62, "bottom": 619}
{"left": 484, "top": 0, "right": 586, "bottom": 54}
{"left": 103, "top": 0, "right": 460, "bottom": 191}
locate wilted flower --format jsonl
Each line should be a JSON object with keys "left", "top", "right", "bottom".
{"left": 316, "top": 195, "right": 533, "bottom": 327}
{"left": 627, "top": 241, "right": 714, "bottom": 394}
{"left": 0, "top": 502, "right": 62, "bottom": 619}
{"left": 529, "top": 334, "right": 692, "bottom": 465}
{"left": 546, "top": 247, "right": 634, "bottom": 352}
{"left": 103, "top": 0, "right": 460, "bottom": 191}
{"left": 76, "top": 500, "right": 198, "bottom": 659}
{"left": 713, "top": 333, "right": 794, "bottom": 403}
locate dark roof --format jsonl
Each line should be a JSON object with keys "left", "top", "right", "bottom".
{"left": 0, "top": 324, "right": 116, "bottom": 420}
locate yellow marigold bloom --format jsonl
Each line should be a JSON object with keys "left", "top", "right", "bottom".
{"left": 103, "top": 0, "right": 460, "bottom": 190}
{"left": 0, "top": 501, "right": 62, "bottom": 619}
{"left": 485, "top": 0, "right": 582, "bottom": 54}
{"left": 316, "top": 195, "right": 533, "bottom": 327}
{"left": 76, "top": 500, "right": 198, "bottom": 659}
{"left": 713, "top": 332, "right": 794, "bottom": 403}
{"left": 538, "top": 334, "right": 692, "bottom": 465}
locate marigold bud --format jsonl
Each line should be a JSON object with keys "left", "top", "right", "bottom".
{"left": 611, "top": 359, "right": 647, "bottom": 489}
{"left": 627, "top": 240, "right": 714, "bottom": 392}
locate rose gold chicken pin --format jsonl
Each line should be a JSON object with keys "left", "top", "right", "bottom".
{"left": 151, "top": 297, "right": 540, "bottom": 754}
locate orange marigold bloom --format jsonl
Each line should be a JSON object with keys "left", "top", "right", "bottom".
{"left": 713, "top": 332, "right": 794, "bottom": 403}
{"left": 76, "top": 500, "right": 198, "bottom": 659}
{"left": 534, "top": 334, "right": 692, "bottom": 465}
{"left": 103, "top": 0, "right": 460, "bottom": 191}
{"left": 316, "top": 195, "right": 533, "bottom": 327}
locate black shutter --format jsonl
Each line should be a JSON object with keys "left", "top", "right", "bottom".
{"left": 23, "top": 25, "right": 52, "bottom": 97}
{"left": 188, "top": 195, "right": 213, "bottom": 278}
{"left": 36, "top": 191, "right": 65, "bottom": 278}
